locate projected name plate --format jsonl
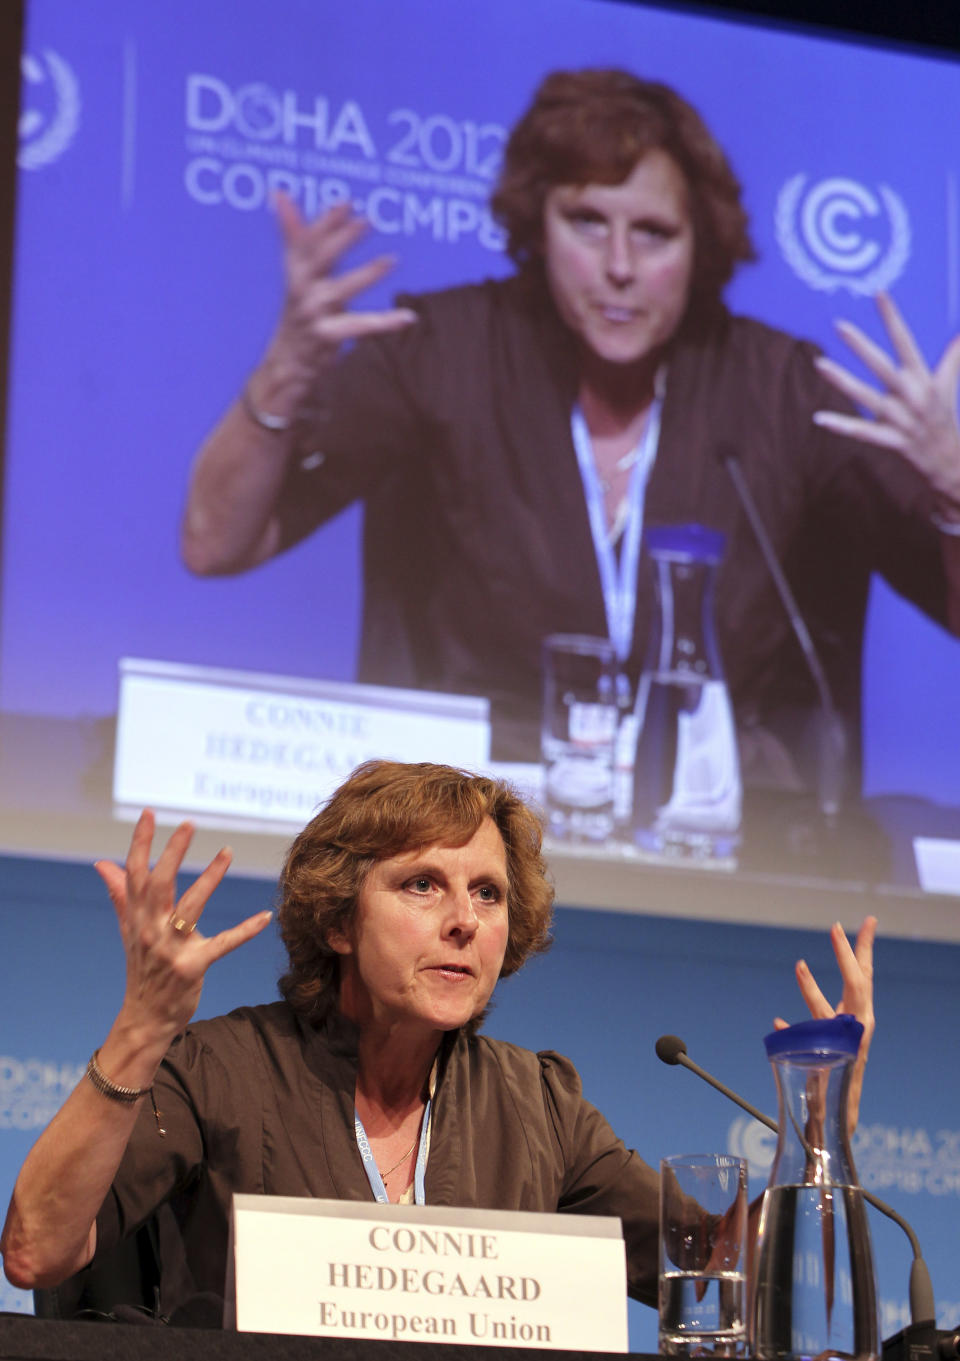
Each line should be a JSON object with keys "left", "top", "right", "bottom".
{"left": 228, "top": 1196, "right": 627, "bottom": 1351}
{"left": 914, "top": 836, "right": 960, "bottom": 894}
{"left": 113, "top": 658, "right": 490, "bottom": 831}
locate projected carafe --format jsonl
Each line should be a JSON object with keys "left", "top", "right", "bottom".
{"left": 753, "top": 1016, "right": 879, "bottom": 1361}
{"left": 630, "top": 524, "right": 740, "bottom": 863}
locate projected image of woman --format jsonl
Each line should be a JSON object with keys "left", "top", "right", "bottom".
{"left": 180, "top": 69, "right": 960, "bottom": 859}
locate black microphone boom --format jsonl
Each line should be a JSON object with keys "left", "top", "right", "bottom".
{"left": 656, "top": 1033, "right": 776, "bottom": 1133}
{"left": 717, "top": 445, "right": 846, "bottom": 820}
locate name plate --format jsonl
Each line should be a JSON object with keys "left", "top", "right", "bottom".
{"left": 229, "top": 1195, "right": 628, "bottom": 1352}
{"left": 113, "top": 657, "right": 490, "bottom": 832}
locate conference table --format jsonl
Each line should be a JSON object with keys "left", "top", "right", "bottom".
{"left": 0, "top": 1317, "right": 658, "bottom": 1361}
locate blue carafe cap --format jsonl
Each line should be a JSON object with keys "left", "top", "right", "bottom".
{"left": 646, "top": 523, "right": 726, "bottom": 563}
{"left": 763, "top": 1013, "right": 864, "bottom": 1059}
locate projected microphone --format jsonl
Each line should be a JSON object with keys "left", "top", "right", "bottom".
{"left": 656, "top": 1033, "right": 940, "bottom": 1338}
{"left": 716, "top": 445, "right": 846, "bottom": 821}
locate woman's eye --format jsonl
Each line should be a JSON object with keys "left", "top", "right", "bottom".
{"left": 632, "top": 222, "right": 675, "bottom": 244}
{"left": 476, "top": 885, "right": 501, "bottom": 903}
{"left": 568, "top": 210, "right": 607, "bottom": 236}
{"left": 408, "top": 876, "right": 432, "bottom": 894}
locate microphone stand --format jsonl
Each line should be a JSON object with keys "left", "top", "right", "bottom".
{"left": 718, "top": 446, "right": 846, "bottom": 825}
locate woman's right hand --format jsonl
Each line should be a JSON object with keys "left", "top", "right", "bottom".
{"left": 0, "top": 814, "right": 271, "bottom": 1290}
{"left": 262, "top": 193, "right": 418, "bottom": 390}
{"left": 96, "top": 811, "right": 272, "bottom": 1062}
{"left": 182, "top": 193, "right": 416, "bottom": 577}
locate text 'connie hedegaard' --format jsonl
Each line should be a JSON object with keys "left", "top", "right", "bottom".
{"left": 318, "top": 1224, "right": 550, "bottom": 1343}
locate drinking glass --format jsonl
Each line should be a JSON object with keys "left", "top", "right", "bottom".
{"left": 659, "top": 1153, "right": 749, "bottom": 1357}
{"left": 541, "top": 633, "right": 618, "bottom": 843}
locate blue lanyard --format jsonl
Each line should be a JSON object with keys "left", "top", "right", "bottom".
{"left": 570, "top": 372, "right": 664, "bottom": 663}
{"left": 354, "top": 1099, "right": 432, "bottom": 1206}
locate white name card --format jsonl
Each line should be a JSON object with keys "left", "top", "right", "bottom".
{"left": 914, "top": 836, "right": 960, "bottom": 894}
{"left": 228, "top": 1195, "right": 628, "bottom": 1352}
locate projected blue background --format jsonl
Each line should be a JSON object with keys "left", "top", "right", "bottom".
{"left": 3, "top": 0, "right": 960, "bottom": 807}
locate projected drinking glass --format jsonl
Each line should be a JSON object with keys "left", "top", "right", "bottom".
{"left": 659, "top": 1154, "right": 748, "bottom": 1357}
{"left": 541, "top": 633, "right": 618, "bottom": 843}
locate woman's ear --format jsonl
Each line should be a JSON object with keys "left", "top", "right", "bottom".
{"left": 325, "top": 921, "right": 353, "bottom": 956}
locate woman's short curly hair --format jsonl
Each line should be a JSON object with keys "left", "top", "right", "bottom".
{"left": 491, "top": 68, "right": 754, "bottom": 321}
{"left": 277, "top": 760, "right": 554, "bottom": 1023}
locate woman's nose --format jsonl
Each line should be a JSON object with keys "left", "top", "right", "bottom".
{"left": 604, "top": 225, "right": 635, "bottom": 285}
{"left": 444, "top": 888, "right": 479, "bottom": 937}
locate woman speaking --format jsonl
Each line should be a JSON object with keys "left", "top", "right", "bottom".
{"left": 1, "top": 761, "right": 875, "bottom": 1324}
{"left": 180, "top": 67, "right": 960, "bottom": 803}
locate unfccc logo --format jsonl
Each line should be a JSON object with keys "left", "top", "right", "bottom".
{"left": 18, "top": 48, "right": 81, "bottom": 170}
{"left": 775, "top": 174, "right": 910, "bottom": 294}
{"left": 727, "top": 1115, "right": 776, "bottom": 1179}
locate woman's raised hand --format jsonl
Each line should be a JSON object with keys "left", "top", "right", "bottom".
{"left": 813, "top": 293, "right": 960, "bottom": 519}
{"left": 0, "top": 813, "right": 272, "bottom": 1290}
{"left": 266, "top": 192, "right": 418, "bottom": 383}
{"left": 95, "top": 810, "right": 272, "bottom": 1048}
{"left": 774, "top": 916, "right": 876, "bottom": 1134}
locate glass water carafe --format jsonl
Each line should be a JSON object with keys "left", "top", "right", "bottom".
{"left": 753, "top": 1015, "right": 879, "bottom": 1361}
{"left": 630, "top": 523, "right": 741, "bottom": 862}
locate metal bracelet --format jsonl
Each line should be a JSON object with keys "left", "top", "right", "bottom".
{"left": 240, "top": 378, "right": 294, "bottom": 433}
{"left": 85, "top": 1049, "right": 149, "bottom": 1104}
{"left": 931, "top": 510, "right": 960, "bottom": 538}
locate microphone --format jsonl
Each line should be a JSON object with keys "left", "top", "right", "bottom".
{"left": 716, "top": 445, "right": 846, "bottom": 821}
{"left": 656, "top": 1033, "right": 778, "bottom": 1135}
{"left": 655, "top": 1032, "right": 941, "bottom": 1341}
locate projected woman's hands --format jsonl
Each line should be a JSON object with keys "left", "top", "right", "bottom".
{"left": 813, "top": 293, "right": 960, "bottom": 522}
{"left": 267, "top": 192, "right": 418, "bottom": 381}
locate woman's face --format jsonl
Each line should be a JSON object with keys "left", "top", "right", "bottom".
{"left": 542, "top": 149, "right": 696, "bottom": 368}
{"left": 330, "top": 817, "right": 510, "bottom": 1038}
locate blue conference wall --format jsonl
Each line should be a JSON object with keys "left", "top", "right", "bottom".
{"left": 1, "top": 851, "right": 958, "bottom": 1351}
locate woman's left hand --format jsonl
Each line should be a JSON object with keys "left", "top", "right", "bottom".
{"left": 774, "top": 916, "right": 876, "bottom": 1134}
{"left": 812, "top": 293, "right": 960, "bottom": 521}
